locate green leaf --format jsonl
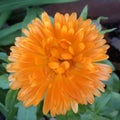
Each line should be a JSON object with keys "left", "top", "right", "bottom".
{"left": 0, "top": 64, "right": 6, "bottom": 75}
{"left": 0, "top": 52, "right": 8, "bottom": 63}
{"left": 92, "top": 17, "right": 108, "bottom": 32}
{"left": 0, "top": 22, "right": 22, "bottom": 39}
{"left": 100, "top": 92, "right": 120, "bottom": 119}
{"left": 80, "top": 108, "right": 110, "bottom": 120}
{"left": 95, "top": 116, "right": 110, "bottom": 120}
{"left": 49, "top": 16, "right": 54, "bottom": 24}
{"left": 0, "top": 102, "right": 7, "bottom": 117}
{"left": 2, "top": 63, "right": 7, "bottom": 69}
{"left": 16, "top": 102, "right": 37, "bottom": 120}
{"left": 100, "top": 28, "right": 116, "bottom": 34}
{"left": 80, "top": 5, "right": 88, "bottom": 20}
{"left": 0, "top": 11, "right": 11, "bottom": 28}
{"left": 37, "top": 101, "right": 44, "bottom": 119}
{"left": 78, "top": 105, "right": 86, "bottom": 114}
{"left": 5, "top": 90, "right": 18, "bottom": 120}
{"left": 92, "top": 20, "right": 102, "bottom": 32}
{"left": 115, "top": 112, "right": 120, "bottom": 120}
{"left": 80, "top": 111, "right": 110, "bottom": 120}
{"left": 105, "top": 72, "right": 120, "bottom": 92}
{"left": 0, "top": 30, "right": 21, "bottom": 46}
{"left": 22, "top": 8, "right": 43, "bottom": 29}
{"left": 0, "top": 88, "right": 8, "bottom": 104}
{"left": 0, "top": 74, "right": 9, "bottom": 89}
{"left": 0, "top": 0, "right": 77, "bottom": 12}
{"left": 94, "top": 92, "right": 111, "bottom": 113}
{"left": 79, "top": 110, "right": 94, "bottom": 120}
{"left": 100, "top": 107, "right": 119, "bottom": 120}
{"left": 97, "top": 17, "right": 108, "bottom": 23}
{"left": 107, "top": 92, "right": 120, "bottom": 111}
{"left": 56, "top": 110, "right": 80, "bottom": 120}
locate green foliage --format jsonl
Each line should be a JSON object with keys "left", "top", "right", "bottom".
{"left": 5, "top": 90, "right": 18, "bottom": 120}
{"left": 0, "top": 22, "right": 22, "bottom": 39}
{"left": 0, "top": 30, "right": 21, "bottom": 46}
{"left": 92, "top": 17, "right": 108, "bottom": 32}
{"left": 0, "top": 11, "right": 11, "bottom": 28}
{"left": 100, "top": 28, "right": 116, "bottom": 34}
{"left": 0, "top": 89, "right": 8, "bottom": 104}
{"left": 105, "top": 73, "right": 120, "bottom": 92}
{"left": 0, "top": 74, "right": 9, "bottom": 89}
{"left": 80, "top": 5, "right": 88, "bottom": 20}
{"left": 0, "top": 0, "right": 77, "bottom": 12}
{"left": 36, "top": 101, "right": 44, "bottom": 119}
{"left": 93, "top": 16, "right": 116, "bottom": 34}
{"left": 93, "top": 92, "right": 111, "bottom": 113}
{"left": 0, "top": 64, "right": 6, "bottom": 75}
{"left": 0, "top": 52, "right": 9, "bottom": 63}
{"left": 0, "top": 102, "right": 7, "bottom": 117}
{"left": 56, "top": 110, "right": 80, "bottom": 120}
{"left": 16, "top": 102, "right": 37, "bottom": 120}
{"left": 99, "top": 92, "right": 120, "bottom": 120}
{"left": 22, "top": 8, "right": 43, "bottom": 29}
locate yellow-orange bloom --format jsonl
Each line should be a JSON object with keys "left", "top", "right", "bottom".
{"left": 7, "top": 12, "right": 112, "bottom": 116}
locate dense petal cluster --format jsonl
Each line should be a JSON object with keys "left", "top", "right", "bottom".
{"left": 7, "top": 12, "right": 112, "bottom": 116}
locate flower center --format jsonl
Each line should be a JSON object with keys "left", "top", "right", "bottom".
{"left": 48, "top": 39, "right": 74, "bottom": 74}
{"left": 48, "top": 61, "right": 70, "bottom": 74}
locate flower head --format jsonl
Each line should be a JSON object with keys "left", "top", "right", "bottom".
{"left": 7, "top": 12, "right": 112, "bottom": 116}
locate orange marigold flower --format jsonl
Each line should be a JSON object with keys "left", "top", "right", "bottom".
{"left": 7, "top": 12, "right": 112, "bottom": 117}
